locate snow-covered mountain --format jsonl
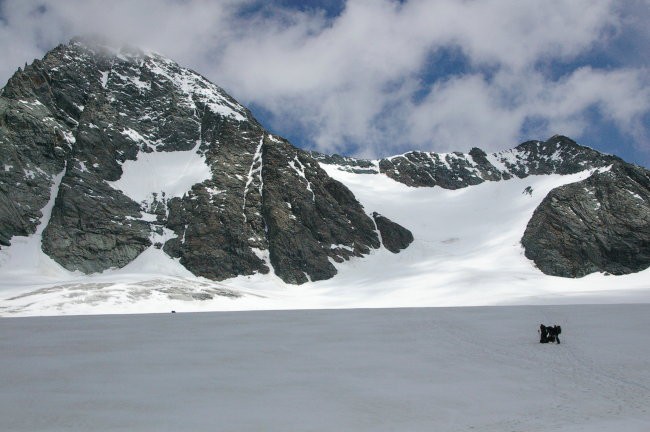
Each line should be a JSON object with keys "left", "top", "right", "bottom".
{"left": 0, "top": 38, "right": 648, "bottom": 316}
{"left": 0, "top": 37, "right": 390, "bottom": 285}
{"left": 315, "top": 136, "right": 650, "bottom": 278}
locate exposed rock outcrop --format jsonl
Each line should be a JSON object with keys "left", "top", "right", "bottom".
{"left": 310, "top": 152, "right": 378, "bottom": 174}
{"left": 42, "top": 167, "right": 151, "bottom": 272}
{"left": 372, "top": 212, "right": 413, "bottom": 253}
{"left": 521, "top": 163, "right": 650, "bottom": 277}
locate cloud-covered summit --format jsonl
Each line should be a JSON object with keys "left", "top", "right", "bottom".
{"left": 1, "top": 0, "right": 648, "bottom": 166}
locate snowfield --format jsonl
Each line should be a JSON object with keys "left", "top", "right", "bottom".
{"left": 1, "top": 305, "right": 649, "bottom": 431}
{"left": 107, "top": 139, "right": 212, "bottom": 205}
{"left": 0, "top": 166, "right": 649, "bottom": 316}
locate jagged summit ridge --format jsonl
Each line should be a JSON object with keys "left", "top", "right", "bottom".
{"left": 315, "top": 135, "right": 621, "bottom": 189}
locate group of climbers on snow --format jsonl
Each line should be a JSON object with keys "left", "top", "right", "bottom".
{"left": 539, "top": 324, "right": 561, "bottom": 344}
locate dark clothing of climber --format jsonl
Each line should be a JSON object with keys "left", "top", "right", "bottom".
{"left": 539, "top": 324, "right": 561, "bottom": 344}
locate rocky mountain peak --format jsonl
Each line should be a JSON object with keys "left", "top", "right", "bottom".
{"left": 0, "top": 38, "right": 414, "bottom": 284}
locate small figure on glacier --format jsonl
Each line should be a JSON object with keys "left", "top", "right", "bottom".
{"left": 539, "top": 324, "right": 561, "bottom": 344}
{"left": 539, "top": 324, "right": 548, "bottom": 343}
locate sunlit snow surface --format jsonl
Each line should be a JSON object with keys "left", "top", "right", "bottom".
{"left": 1, "top": 306, "right": 650, "bottom": 431}
{"left": 0, "top": 167, "right": 648, "bottom": 316}
{"left": 107, "top": 140, "right": 211, "bottom": 204}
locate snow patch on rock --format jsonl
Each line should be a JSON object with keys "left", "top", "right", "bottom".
{"left": 108, "top": 141, "right": 211, "bottom": 205}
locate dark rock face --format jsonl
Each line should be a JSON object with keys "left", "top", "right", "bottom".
{"left": 42, "top": 167, "right": 151, "bottom": 272}
{"left": 262, "top": 137, "right": 380, "bottom": 284}
{"left": 508, "top": 136, "right": 620, "bottom": 176}
{"left": 379, "top": 150, "right": 488, "bottom": 189}
{"left": 372, "top": 212, "right": 413, "bottom": 253}
{"left": 310, "top": 152, "right": 378, "bottom": 174}
{"left": 522, "top": 163, "right": 650, "bottom": 277}
{"left": 161, "top": 118, "right": 272, "bottom": 282}
{"left": 163, "top": 132, "right": 382, "bottom": 284}
{"left": 0, "top": 38, "right": 385, "bottom": 283}
{"left": 0, "top": 90, "right": 68, "bottom": 246}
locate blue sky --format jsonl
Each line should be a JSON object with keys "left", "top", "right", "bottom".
{"left": 1, "top": 0, "right": 649, "bottom": 166}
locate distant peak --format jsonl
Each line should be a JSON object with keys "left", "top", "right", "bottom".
{"left": 515, "top": 135, "right": 578, "bottom": 151}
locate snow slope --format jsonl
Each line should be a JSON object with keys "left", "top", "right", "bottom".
{"left": 315, "top": 165, "right": 650, "bottom": 307}
{"left": 1, "top": 305, "right": 649, "bottom": 431}
{"left": 0, "top": 167, "right": 648, "bottom": 316}
{"left": 107, "top": 140, "right": 211, "bottom": 205}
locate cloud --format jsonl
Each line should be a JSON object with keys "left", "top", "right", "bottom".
{"left": 0, "top": 0, "right": 648, "bottom": 164}
{"left": 0, "top": 0, "right": 243, "bottom": 73}
{"left": 405, "top": 67, "right": 650, "bottom": 153}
